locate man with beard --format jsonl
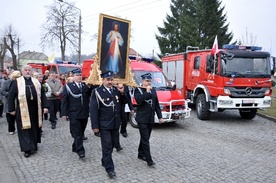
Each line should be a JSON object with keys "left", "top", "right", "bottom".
{"left": 8, "top": 65, "right": 49, "bottom": 158}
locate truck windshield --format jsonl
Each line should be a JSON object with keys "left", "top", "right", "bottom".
{"left": 221, "top": 57, "right": 271, "bottom": 78}
{"left": 132, "top": 70, "right": 172, "bottom": 90}
{"left": 58, "top": 66, "right": 80, "bottom": 75}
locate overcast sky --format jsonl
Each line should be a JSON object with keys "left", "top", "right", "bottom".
{"left": 1, "top": 0, "right": 275, "bottom": 58}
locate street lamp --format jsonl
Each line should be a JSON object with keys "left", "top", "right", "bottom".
{"left": 58, "top": 0, "right": 81, "bottom": 64}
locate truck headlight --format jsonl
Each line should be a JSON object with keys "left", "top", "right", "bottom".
{"left": 159, "top": 104, "right": 165, "bottom": 110}
{"left": 263, "top": 100, "right": 271, "bottom": 105}
{"left": 264, "top": 89, "right": 270, "bottom": 95}
{"left": 224, "top": 88, "right": 231, "bottom": 95}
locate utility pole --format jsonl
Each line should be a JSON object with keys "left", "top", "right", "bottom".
{"left": 0, "top": 37, "right": 7, "bottom": 70}
{"left": 78, "top": 14, "right": 81, "bottom": 65}
{"left": 17, "top": 38, "right": 20, "bottom": 67}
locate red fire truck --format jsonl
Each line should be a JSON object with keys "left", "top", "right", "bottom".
{"left": 28, "top": 61, "right": 81, "bottom": 75}
{"left": 82, "top": 57, "right": 191, "bottom": 128}
{"left": 162, "top": 45, "right": 272, "bottom": 120}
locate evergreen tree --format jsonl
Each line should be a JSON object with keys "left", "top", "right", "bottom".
{"left": 156, "top": 0, "right": 234, "bottom": 55}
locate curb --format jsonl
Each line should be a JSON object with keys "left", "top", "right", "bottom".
{"left": 257, "top": 112, "right": 276, "bottom": 123}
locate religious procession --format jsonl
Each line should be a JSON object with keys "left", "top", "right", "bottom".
{"left": 0, "top": 62, "right": 164, "bottom": 179}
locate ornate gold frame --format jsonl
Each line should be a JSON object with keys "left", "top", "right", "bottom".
{"left": 86, "top": 14, "right": 136, "bottom": 87}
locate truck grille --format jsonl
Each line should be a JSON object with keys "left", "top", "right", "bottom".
{"left": 225, "top": 86, "right": 268, "bottom": 98}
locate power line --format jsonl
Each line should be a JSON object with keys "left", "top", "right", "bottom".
{"left": 19, "top": 0, "right": 170, "bottom": 53}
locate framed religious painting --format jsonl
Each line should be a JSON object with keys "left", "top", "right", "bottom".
{"left": 96, "top": 13, "right": 133, "bottom": 85}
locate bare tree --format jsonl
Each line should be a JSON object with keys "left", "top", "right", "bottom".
{"left": 41, "top": 1, "right": 79, "bottom": 61}
{"left": 239, "top": 27, "right": 258, "bottom": 46}
{"left": 2, "top": 25, "right": 20, "bottom": 70}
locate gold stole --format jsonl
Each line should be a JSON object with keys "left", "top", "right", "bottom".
{"left": 17, "top": 76, "right": 42, "bottom": 129}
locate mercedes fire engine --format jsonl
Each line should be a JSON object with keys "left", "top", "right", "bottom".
{"left": 162, "top": 45, "right": 272, "bottom": 120}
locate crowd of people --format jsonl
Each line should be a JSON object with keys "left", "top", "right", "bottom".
{"left": 0, "top": 66, "right": 163, "bottom": 179}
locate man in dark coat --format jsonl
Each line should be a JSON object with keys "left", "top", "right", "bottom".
{"left": 134, "top": 73, "right": 163, "bottom": 167}
{"left": 61, "top": 69, "right": 94, "bottom": 159}
{"left": 119, "top": 85, "right": 134, "bottom": 137}
{"left": 90, "top": 70, "right": 126, "bottom": 179}
{"left": 8, "top": 65, "right": 49, "bottom": 158}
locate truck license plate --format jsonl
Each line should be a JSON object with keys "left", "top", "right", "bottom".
{"left": 242, "top": 100, "right": 254, "bottom": 104}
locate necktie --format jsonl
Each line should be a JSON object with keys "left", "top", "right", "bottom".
{"left": 79, "top": 83, "right": 82, "bottom": 91}
{"left": 110, "top": 88, "right": 113, "bottom": 94}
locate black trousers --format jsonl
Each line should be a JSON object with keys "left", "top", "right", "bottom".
{"left": 6, "top": 113, "right": 16, "bottom": 132}
{"left": 0, "top": 103, "right": 3, "bottom": 117}
{"left": 120, "top": 112, "right": 129, "bottom": 134}
{"left": 48, "top": 99, "right": 60, "bottom": 125}
{"left": 138, "top": 123, "right": 153, "bottom": 164}
{"left": 100, "top": 129, "right": 118, "bottom": 173}
{"left": 70, "top": 118, "right": 87, "bottom": 155}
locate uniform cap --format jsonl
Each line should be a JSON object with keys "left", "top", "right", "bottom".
{"left": 101, "top": 70, "right": 114, "bottom": 78}
{"left": 71, "top": 68, "right": 82, "bottom": 75}
{"left": 141, "top": 73, "right": 152, "bottom": 80}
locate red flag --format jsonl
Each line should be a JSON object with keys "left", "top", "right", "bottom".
{"left": 211, "top": 35, "right": 219, "bottom": 55}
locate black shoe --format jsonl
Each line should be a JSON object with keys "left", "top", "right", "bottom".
{"left": 138, "top": 156, "right": 147, "bottom": 162}
{"left": 51, "top": 125, "right": 56, "bottom": 129}
{"left": 24, "top": 151, "right": 31, "bottom": 158}
{"left": 116, "top": 147, "right": 123, "bottom": 152}
{"left": 79, "top": 154, "right": 85, "bottom": 159}
{"left": 82, "top": 136, "right": 88, "bottom": 140}
{"left": 107, "top": 171, "right": 116, "bottom": 179}
{"left": 121, "top": 132, "right": 128, "bottom": 138}
{"left": 94, "top": 132, "right": 101, "bottom": 137}
{"left": 147, "top": 161, "right": 156, "bottom": 167}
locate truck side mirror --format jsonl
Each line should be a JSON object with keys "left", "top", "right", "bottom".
{"left": 184, "top": 53, "right": 187, "bottom": 60}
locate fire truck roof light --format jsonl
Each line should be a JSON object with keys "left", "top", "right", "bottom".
{"left": 142, "top": 58, "right": 153, "bottom": 62}
{"left": 55, "top": 60, "right": 77, "bottom": 65}
{"left": 56, "top": 60, "right": 64, "bottom": 64}
{"left": 223, "top": 44, "right": 262, "bottom": 51}
{"left": 69, "top": 61, "right": 77, "bottom": 65}
{"left": 128, "top": 56, "right": 153, "bottom": 62}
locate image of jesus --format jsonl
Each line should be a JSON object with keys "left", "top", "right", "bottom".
{"left": 105, "top": 21, "right": 124, "bottom": 75}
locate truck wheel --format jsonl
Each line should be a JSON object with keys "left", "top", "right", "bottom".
{"left": 196, "top": 93, "right": 210, "bottom": 120}
{"left": 129, "top": 109, "right": 138, "bottom": 128}
{"left": 239, "top": 109, "right": 257, "bottom": 119}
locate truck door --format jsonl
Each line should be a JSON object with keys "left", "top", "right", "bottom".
{"left": 202, "top": 54, "right": 220, "bottom": 96}
{"left": 189, "top": 55, "right": 202, "bottom": 89}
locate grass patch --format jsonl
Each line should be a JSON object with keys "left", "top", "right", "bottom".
{"left": 257, "top": 87, "right": 276, "bottom": 118}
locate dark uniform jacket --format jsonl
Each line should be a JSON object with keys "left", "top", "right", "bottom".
{"left": 122, "top": 86, "right": 134, "bottom": 112}
{"left": 61, "top": 82, "right": 93, "bottom": 119}
{"left": 134, "top": 87, "right": 162, "bottom": 124}
{"left": 90, "top": 84, "right": 126, "bottom": 130}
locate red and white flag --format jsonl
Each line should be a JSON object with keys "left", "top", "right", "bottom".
{"left": 211, "top": 35, "right": 219, "bottom": 56}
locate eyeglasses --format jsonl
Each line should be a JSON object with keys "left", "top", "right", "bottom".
{"left": 74, "top": 74, "right": 82, "bottom": 76}
{"left": 145, "top": 80, "right": 151, "bottom": 82}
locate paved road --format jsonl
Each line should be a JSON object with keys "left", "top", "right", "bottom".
{"left": 0, "top": 110, "right": 276, "bottom": 183}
